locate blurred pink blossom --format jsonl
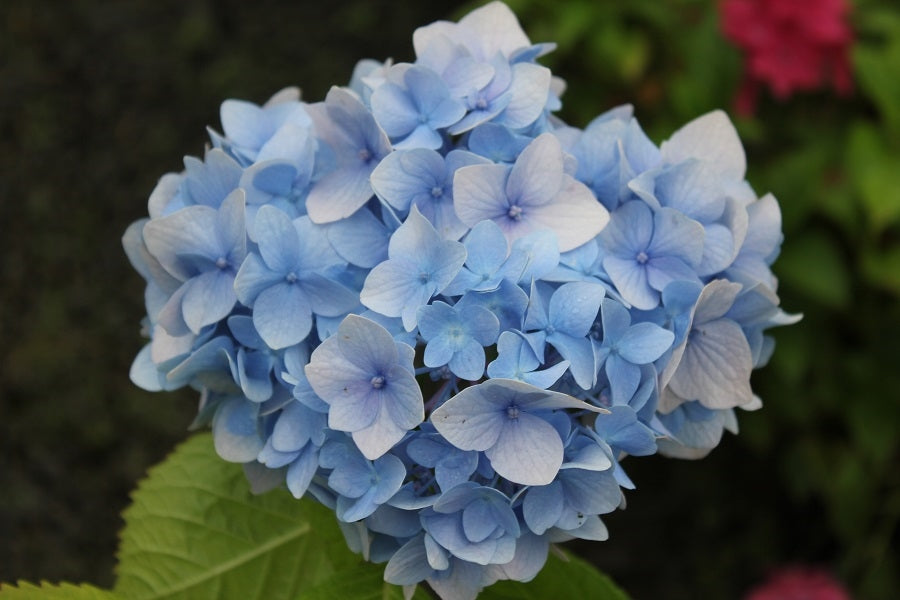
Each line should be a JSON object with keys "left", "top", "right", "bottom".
{"left": 721, "top": 0, "right": 854, "bottom": 114}
{"left": 745, "top": 566, "right": 852, "bottom": 600}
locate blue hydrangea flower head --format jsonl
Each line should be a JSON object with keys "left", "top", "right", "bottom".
{"left": 124, "top": 4, "right": 799, "bottom": 596}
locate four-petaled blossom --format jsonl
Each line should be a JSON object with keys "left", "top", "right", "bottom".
{"left": 416, "top": 300, "right": 500, "bottom": 381}
{"left": 143, "top": 189, "right": 247, "bottom": 336}
{"left": 431, "top": 379, "right": 606, "bottom": 485}
{"left": 360, "top": 207, "right": 466, "bottom": 331}
{"left": 594, "top": 298, "right": 675, "bottom": 404}
{"left": 454, "top": 133, "right": 610, "bottom": 253}
{"left": 305, "top": 315, "right": 424, "bottom": 459}
{"left": 233, "top": 206, "right": 358, "bottom": 349}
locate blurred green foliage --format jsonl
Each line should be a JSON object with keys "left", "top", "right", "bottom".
{"left": 1, "top": 0, "right": 898, "bottom": 599}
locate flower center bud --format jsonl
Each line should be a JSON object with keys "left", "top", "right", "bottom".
{"left": 215, "top": 257, "right": 228, "bottom": 270}
{"left": 370, "top": 375, "right": 385, "bottom": 389}
{"left": 506, "top": 404, "right": 520, "bottom": 419}
{"left": 431, "top": 186, "right": 444, "bottom": 198}
{"left": 358, "top": 148, "right": 372, "bottom": 162}
{"left": 285, "top": 271, "right": 299, "bottom": 284}
{"left": 507, "top": 205, "right": 523, "bottom": 221}
{"left": 636, "top": 251, "right": 649, "bottom": 264}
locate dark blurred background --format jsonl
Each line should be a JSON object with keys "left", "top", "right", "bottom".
{"left": 1, "top": 1, "right": 898, "bottom": 598}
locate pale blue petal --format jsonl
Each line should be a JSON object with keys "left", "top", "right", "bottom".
{"left": 180, "top": 270, "right": 237, "bottom": 334}
{"left": 254, "top": 205, "right": 300, "bottom": 273}
{"left": 325, "top": 207, "right": 389, "bottom": 268}
{"left": 697, "top": 222, "right": 736, "bottom": 276}
{"left": 506, "top": 134, "right": 563, "bottom": 208}
{"left": 370, "top": 149, "right": 444, "bottom": 211}
{"left": 352, "top": 405, "right": 408, "bottom": 459}
{"left": 211, "top": 397, "right": 263, "bottom": 463}
{"left": 617, "top": 322, "right": 674, "bottom": 364}
{"left": 487, "top": 413, "right": 564, "bottom": 485}
{"left": 497, "top": 63, "right": 551, "bottom": 129}
{"left": 360, "top": 259, "right": 423, "bottom": 319}
{"left": 305, "top": 165, "right": 373, "bottom": 224}
{"left": 603, "top": 256, "right": 656, "bottom": 310}
{"left": 453, "top": 164, "right": 511, "bottom": 226}
{"left": 661, "top": 110, "right": 745, "bottom": 180}
{"left": 233, "top": 253, "right": 280, "bottom": 306}
{"left": 605, "top": 354, "right": 641, "bottom": 404}
{"left": 547, "top": 332, "right": 595, "bottom": 390}
{"left": 549, "top": 282, "right": 605, "bottom": 337}
{"left": 649, "top": 206, "right": 704, "bottom": 267}
{"left": 335, "top": 314, "right": 400, "bottom": 374}
{"left": 253, "top": 283, "right": 312, "bottom": 349}
{"left": 448, "top": 338, "right": 487, "bottom": 381}
{"left": 236, "top": 349, "right": 273, "bottom": 402}
{"left": 522, "top": 177, "right": 609, "bottom": 252}
{"left": 562, "top": 469, "right": 621, "bottom": 514}
{"left": 523, "top": 482, "right": 564, "bottom": 534}
{"left": 371, "top": 81, "right": 419, "bottom": 137}
{"left": 286, "top": 446, "right": 319, "bottom": 498}
{"left": 669, "top": 319, "right": 753, "bottom": 408}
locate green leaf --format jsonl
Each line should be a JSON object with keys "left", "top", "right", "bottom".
{"left": 481, "top": 550, "right": 629, "bottom": 600}
{"left": 114, "top": 433, "right": 373, "bottom": 600}
{"left": 0, "top": 582, "right": 119, "bottom": 599}
{"left": 295, "top": 565, "right": 430, "bottom": 600}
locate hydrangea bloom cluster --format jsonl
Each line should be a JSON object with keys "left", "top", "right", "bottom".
{"left": 124, "top": 3, "right": 798, "bottom": 598}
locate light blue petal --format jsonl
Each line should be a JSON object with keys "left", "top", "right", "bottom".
{"left": 618, "top": 322, "right": 674, "bottom": 364}
{"left": 236, "top": 348, "right": 273, "bottom": 402}
{"left": 497, "top": 62, "right": 551, "bottom": 129}
{"left": 286, "top": 445, "right": 320, "bottom": 498}
{"left": 605, "top": 354, "right": 641, "bottom": 404}
{"left": 181, "top": 269, "right": 236, "bottom": 334}
{"left": 660, "top": 110, "right": 745, "bottom": 180}
{"left": 233, "top": 253, "right": 280, "bottom": 306}
{"left": 669, "top": 318, "right": 753, "bottom": 409}
{"left": 305, "top": 164, "right": 373, "bottom": 224}
{"left": 603, "top": 256, "right": 656, "bottom": 310}
{"left": 487, "top": 413, "right": 564, "bottom": 485}
{"left": 371, "top": 81, "right": 419, "bottom": 137}
{"left": 352, "top": 404, "right": 409, "bottom": 459}
{"left": 523, "top": 482, "right": 564, "bottom": 534}
{"left": 360, "top": 259, "right": 423, "bottom": 320}
{"left": 370, "top": 149, "right": 444, "bottom": 212}
{"left": 453, "top": 163, "right": 511, "bottom": 227}
{"left": 506, "top": 134, "right": 563, "bottom": 208}
{"left": 549, "top": 282, "right": 605, "bottom": 337}
{"left": 448, "top": 338, "right": 487, "bottom": 381}
{"left": 252, "top": 283, "right": 312, "bottom": 349}
{"left": 562, "top": 469, "right": 621, "bottom": 515}
{"left": 211, "top": 397, "right": 263, "bottom": 463}
{"left": 325, "top": 207, "right": 390, "bottom": 268}
{"left": 254, "top": 205, "right": 300, "bottom": 273}
{"left": 547, "top": 332, "right": 595, "bottom": 390}
{"left": 143, "top": 205, "right": 220, "bottom": 281}
{"left": 520, "top": 176, "right": 609, "bottom": 252}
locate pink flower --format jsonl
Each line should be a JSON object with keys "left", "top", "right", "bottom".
{"left": 745, "top": 566, "right": 852, "bottom": 600}
{"left": 720, "top": 0, "right": 854, "bottom": 114}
